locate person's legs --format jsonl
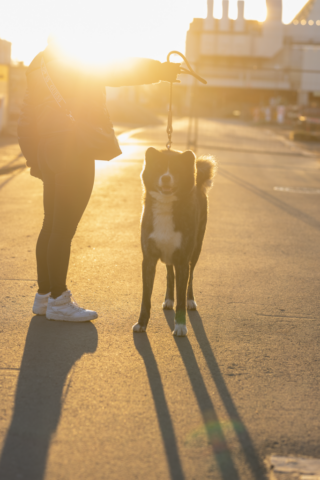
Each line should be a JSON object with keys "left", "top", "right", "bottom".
{"left": 47, "top": 156, "right": 95, "bottom": 298}
{"left": 36, "top": 157, "right": 55, "bottom": 295}
{"left": 36, "top": 141, "right": 95, "bottom": 299}
{"left": 44, "top": 154, "right": 98, "bottom": 322}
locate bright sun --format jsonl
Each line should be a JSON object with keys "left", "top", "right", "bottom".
{"left": 2, "top": 0, "right": 310, "bottom": 65}
{"left": 37, "top": 0, "right": 204, "bottom": 66}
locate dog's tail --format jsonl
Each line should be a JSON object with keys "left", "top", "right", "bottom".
{"left": 196, "top": 155, "right": 217, "bottom": 193}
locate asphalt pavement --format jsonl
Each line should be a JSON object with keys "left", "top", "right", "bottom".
{"left": 0, "top": 118, "right": 319, "bottom": 480}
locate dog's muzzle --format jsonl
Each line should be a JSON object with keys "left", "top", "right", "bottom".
{"left": 159, "top": 174, "right": 175, "bottom": 195}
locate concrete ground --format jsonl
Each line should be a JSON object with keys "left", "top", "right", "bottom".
{"left": 0, "top": 118, "right": 319, "bottom": 480}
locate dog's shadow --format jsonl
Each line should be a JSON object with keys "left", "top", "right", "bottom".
{"left": 135, "top": 308, "right": 267, "bottom": 480}
{"left": 164, "top": 310, "right": 241, "bottom": 480}
{"left": 133, "top": 332, "right": 185, "bottom": 480}
{"left": 164, "top": 308, "right": 267, "bottom": 480}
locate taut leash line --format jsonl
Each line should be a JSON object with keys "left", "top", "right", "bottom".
{"left": 166, "top": 51, "right": 207, "bottom": 151}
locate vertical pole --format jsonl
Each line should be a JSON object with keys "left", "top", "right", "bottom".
{"left": 166, "top": 82, "right": 173, "bottom": 150}
{"left": 187, "top": 76, "right": 199, "bottom": 152}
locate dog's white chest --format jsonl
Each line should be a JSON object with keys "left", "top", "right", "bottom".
{"left": 149, "top": 195, "right": 182, "bottom": 265}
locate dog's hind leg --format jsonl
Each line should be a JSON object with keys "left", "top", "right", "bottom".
{"left": 187, "top": 263, "right": 197, "bottom": 311}
{"left": 173, "top": 262, "right": 189, "bottom": 337}
{"left": 187, "top": 219, "right": 207, "bottom": 311}
{"left": 133, "top": 257, "right": 158, "bottom": 333}
{"left": 163, "top": 265, "right": 174, "bottom": 310}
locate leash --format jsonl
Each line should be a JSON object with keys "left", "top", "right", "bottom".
{"left": 166, "top": 51, "right": 207, "bottom": 150}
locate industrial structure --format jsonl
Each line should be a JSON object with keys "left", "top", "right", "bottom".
{"left": 184, "top": 0, "right": 320, "bottom": 113}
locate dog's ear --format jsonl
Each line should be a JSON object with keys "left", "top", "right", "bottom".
{"left": 181, "top": 150, "right": 196, "bottom": 166}
{"left": 145, "top": 147, "right": 161, "bottom": 163}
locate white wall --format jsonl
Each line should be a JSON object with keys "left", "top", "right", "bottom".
{"left": 286, "top": 23, "right": 320, "bottom": 44}
{"left": 300, "top": 47, "right": 320, "bottom": 91}
{"left": 199, "top": 25, "right": 283, "bottom": 59}
{"left": 0, "top": 96, "right": 4, "bottom": 132}
{"left": 0, "top": 40, "right": 11, "bottom": 65}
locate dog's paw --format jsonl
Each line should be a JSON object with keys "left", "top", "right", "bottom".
{"left": 132, "top": 323, "right": 146, "bottom": 333}
{"left": 172, "top": 323, "right": 188, "bottom": 337}
{"left": 163, "top": 299, "right": 174, "bottom": 310}
{"left": 187, "top": 300, "right": 197, "bottom": 311}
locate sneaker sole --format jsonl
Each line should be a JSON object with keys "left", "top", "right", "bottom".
{"left": 46, "top": 312, "right": 98, "bottom": 322}
{"left": 33, "top": 307, "right": 48, "bottom": 315}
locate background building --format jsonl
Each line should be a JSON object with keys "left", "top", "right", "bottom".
{"left": 184, "top": 0, "right": 320, "bottom": 116}
{"left": 0, "top": 37, "right": 27, "bottom": 136}
{"left": 0, "top": 39, "right": 11, "bottom": 132}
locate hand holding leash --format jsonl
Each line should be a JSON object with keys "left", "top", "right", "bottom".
{"left": 167, "top": 51, "right": 207, "bottom": 85}
{"left": 160, "top": 62, "right": 181, "bottom": 83}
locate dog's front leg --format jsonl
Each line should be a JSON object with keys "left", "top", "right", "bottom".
{"left": 163, "top": 265, "right": 175, "bottom": 310}
{"left": 173, "top": 262, "right": 190, "bottom": 337}
{"left": 133, "top": 256, "right": 158, "bottom": 332}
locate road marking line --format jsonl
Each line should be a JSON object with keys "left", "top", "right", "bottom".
{"left": 274, "top": 186, "right": 320, "bottom": 194}
{"left": 269, "top": 455, "right": 320, "bottom": 476}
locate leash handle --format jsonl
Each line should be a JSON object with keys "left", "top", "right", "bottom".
{"left": 167, "top": 51, "right": 207, "bottom": 85}
{"left": 166, "top": 51, "right": 207, "bottom": 150}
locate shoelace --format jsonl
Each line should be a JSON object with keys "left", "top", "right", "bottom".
{"left": 66, "top": 292, "right": 85, "bottom": 311}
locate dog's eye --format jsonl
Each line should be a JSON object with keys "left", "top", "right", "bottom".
{"left": 152, "top": 161, "right": 167, "bottom": 174}
{"left": 168, "top": 161, "right": 180, "bottom": 174}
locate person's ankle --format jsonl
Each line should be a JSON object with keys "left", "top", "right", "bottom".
{"left": 50, "top": 290, "right": 67, "bottom": 300}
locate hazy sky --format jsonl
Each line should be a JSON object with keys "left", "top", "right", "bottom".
{"left": 1, "top": 0, "right": 310, "bottom": 65}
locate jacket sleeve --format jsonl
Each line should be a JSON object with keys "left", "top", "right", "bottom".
{"left": 17, "top": 88, "right": 42, "bottom": 180}
{"left": 102, "top": 58, "right": 163, "bottom": 87}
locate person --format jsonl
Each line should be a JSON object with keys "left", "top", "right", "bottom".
{"left": 18, "top": 39, "right": 181, "bottom": 322}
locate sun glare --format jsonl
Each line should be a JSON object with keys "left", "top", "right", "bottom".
{"left": 2, "top": 0, "right": 310, "bottom": 65}
{"left": 16, "top": 0, "right": 208, "bottom": 66}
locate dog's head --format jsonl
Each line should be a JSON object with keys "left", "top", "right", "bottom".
{"left": 142, "top": 148, "right": 196, "bottom": 196}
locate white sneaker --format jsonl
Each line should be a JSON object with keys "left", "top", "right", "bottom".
{"left": 33, "top": 292, "right": 51, "bottom": 315}
{"left": 46, "top": 290, "right": 98, "bottom": 322}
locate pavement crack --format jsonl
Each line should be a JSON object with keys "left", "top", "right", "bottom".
{"left": 0, "top": 279, "right": 37, "bottom": 282}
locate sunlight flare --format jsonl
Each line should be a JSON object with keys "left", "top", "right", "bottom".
{"left": 1, "top": 0, "right": 311, "bottom": 65}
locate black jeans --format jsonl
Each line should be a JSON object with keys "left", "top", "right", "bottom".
{"left": 36, "top": 140, "right": 95, "bottom": 298}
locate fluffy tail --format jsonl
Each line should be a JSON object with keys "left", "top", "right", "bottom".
{"left": 196, "top": 155, "right": 217, "bottom": 192}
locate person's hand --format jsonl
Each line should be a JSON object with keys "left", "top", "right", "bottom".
{"left": 160, "top": 62, "right": 181, "bottom": 83}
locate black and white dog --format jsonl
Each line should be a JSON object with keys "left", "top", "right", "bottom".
{"left": 133, "top": 147, "right": 216, "bottom": 336}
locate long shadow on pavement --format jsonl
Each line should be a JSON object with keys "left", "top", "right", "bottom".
{"left": 164, "top": 310, "right": 240, "bottom": 480}
{"left": 0, "top": 316, "right": 98, "bottom": 480}
{"left": 0, "top": 167, "right": 25, "bottom": 191}
{"left": 0, "top": 153, "right": 25, "bottom": 175}
{"left": 187, "top": 310, "right": 267, "bottom": 480}
{"left": 133, "top": 333, "right": 185, "bottom": 480}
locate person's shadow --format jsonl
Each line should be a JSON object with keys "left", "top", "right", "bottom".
{"left": 0, "top": 316, "right": 98, "bottom": 480}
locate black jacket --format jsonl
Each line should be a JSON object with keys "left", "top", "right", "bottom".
{"left": 18, "top": 46, "right": 168, "bottom": 179}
